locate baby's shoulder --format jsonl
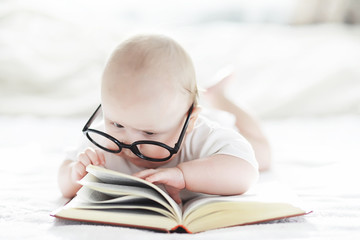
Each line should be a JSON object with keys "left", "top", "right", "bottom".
{"left": 189, "top": 113, "right": 245, "bottom": 145}
{"left": 197, "top": 107, "right": 237, "bottom": 130}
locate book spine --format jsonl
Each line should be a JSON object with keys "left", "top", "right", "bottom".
{"left": 170, "top": 225, "right": 192, "bottom": 234}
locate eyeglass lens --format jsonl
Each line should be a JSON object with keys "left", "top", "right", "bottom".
{"left": 87, "top": 131, "right": 172, "bottom": 160}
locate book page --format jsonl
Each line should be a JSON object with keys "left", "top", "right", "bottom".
{"left": 186, "top": 201, "right": 305, "bottom": 233}
{"left": 84, "top": 165, "right": 182, "bottom": 222}
{"left": 181, "top": 181, "right": 307, "bottom": 233}
{"left": 76, "top": 185, "right": 150, "bottom": 204}
{"left": 55, "top": 206, "right": 178, "bottom": 232}
{"left": 183, "top": 181, "right": 304, "bottom": 218}
{"left": 65, "top": 194, "right": 176, "bottom": 220}
{"left": 79, "top": 174, "right": 164, "bottom": 199}
{"left": 79, "top": 174, "right": 178, "bottom": 217}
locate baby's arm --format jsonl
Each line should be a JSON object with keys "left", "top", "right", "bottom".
{"left": 58, "top": 147, "right": 105, "bottom": 198}
{"left": 178, "top": 154, "right": 258, "bottom": 195}
{"left": 134, "top": 154, "right": 258, "bottom": 203}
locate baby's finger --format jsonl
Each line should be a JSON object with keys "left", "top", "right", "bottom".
{"left": 72, "top": 161, "right": 86, "bottom": 181}
{"left": 147, "top": 168, "right": 185, "bottom": 190}
{"left": 165, "top": 186, "right": 182, "bottom": 204}
{"left": 95, "top": 149, "right": 106, "bottom": 165}
{"left": 85, "top": 148, "right": 101, "bottom": 165}
{"left": 77, "top": 152, "right": 91, "bottom": 167}
{"left": 145, "top": 170, "right": 170, "bottom": 185}
{"left": 133, "top": 169, "right": 158, "bottom": 179}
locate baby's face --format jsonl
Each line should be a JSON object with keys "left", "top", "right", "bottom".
{"left": 101, "top": 67, "right": 192, "bottom": 168}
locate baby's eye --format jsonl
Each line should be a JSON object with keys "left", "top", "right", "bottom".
{"left": 113, "top": 122, "right": 124, "bottom": 128}
{"left": 144, "top": 131, "right": 155, "bottom": 136}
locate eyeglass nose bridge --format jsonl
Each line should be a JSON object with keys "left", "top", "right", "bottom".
{"left": 115, "top": 141, "right": 142, "bottom": 157}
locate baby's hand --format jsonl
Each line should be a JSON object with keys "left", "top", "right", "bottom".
{"left": 133, "top": 167, "right": 185, "bottom": 204}
{"left": 71, "top": 147, "right": 106, "bottom": 182}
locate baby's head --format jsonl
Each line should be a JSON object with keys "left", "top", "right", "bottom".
{"left": 100, "top": 34, "right": 199, "bottom": 167}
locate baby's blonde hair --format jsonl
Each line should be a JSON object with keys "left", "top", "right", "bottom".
{"left": 110, "top": 34, "right": 198, "bottom": 105}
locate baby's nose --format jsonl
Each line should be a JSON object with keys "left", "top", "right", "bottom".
{"left": 119, "top": 147, "right": 135, "bottom": 158}
{"left": 117, "top": 130, "right": 138, "bottom": 145}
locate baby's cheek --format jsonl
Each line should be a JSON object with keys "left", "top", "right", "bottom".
{"left": 105, "top": 141, "right": 119, "bottom": 151}
{"left": 137, "top": 144, "right": 171, "bottom": 159}
{"left": 88, "top": 131, "right": 119, "bottom": 151}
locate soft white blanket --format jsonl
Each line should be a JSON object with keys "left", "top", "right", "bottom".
{"left": 1, "top": 1, "right": 360, "bottom": 239}
{"left": 1, "top": 115, "right": 359, "bottom": 239}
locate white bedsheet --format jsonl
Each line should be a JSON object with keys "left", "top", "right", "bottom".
{"left": 1, "top": 115, "right": 359, "bottom": 239}
{"left": 1, "top": 1, "right": 360, "bottom": 239}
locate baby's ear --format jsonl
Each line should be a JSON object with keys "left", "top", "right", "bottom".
{"left": 186, "top": 105, "right": 201, "bottom": 133}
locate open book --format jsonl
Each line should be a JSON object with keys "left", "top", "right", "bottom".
{"left": 52, "top": 165, "right": 309, "bottom": 233}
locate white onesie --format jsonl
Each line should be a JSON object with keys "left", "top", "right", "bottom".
{"left": 67, "top": 109, "right": 258, "bottom": 200}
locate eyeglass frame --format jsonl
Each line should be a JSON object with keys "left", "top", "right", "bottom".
{"left": 82, "top": 104, "right": 194, "bottom": 162}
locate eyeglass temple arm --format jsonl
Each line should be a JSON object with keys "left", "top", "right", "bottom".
{"left": 174, "top": 104, "right": 194, "bottom": 152}
{"left": 82, "top": 104, "right": 102, "bottom": 132}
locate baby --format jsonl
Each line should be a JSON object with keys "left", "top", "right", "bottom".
{"left": 58, "top": 34, "right": 271, "bottom": 204}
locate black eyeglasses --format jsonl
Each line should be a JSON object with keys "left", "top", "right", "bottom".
{"left": 82, "top": 104, "right": 194, "bottom": 162}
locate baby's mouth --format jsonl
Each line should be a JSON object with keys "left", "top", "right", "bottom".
{"left": 117, "top": 151, "right": 169, "bottom": 168}
{"left": 129, "top": 158, "right": 156, "bottom": 168}
{"left": 130, "top": 156, "right": 169, "bottom": 168}
{"left": 118, "top": 152, "right": 153, "bottom": 167}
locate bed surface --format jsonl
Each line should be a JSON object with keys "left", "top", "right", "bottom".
{"left": 1, "top": 1, "right": 360, "bottom": 239}
{"left": 1, "top": 115, "right": 359, "bottom": 239}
